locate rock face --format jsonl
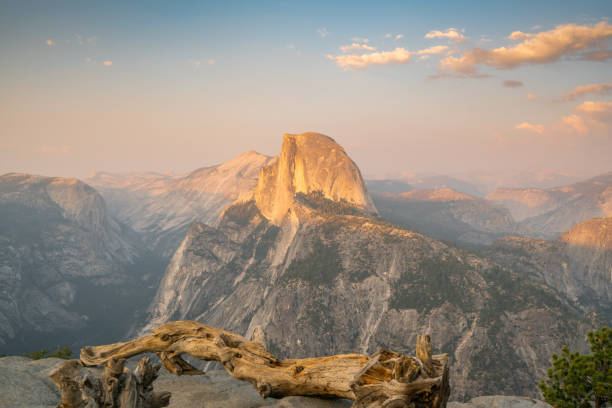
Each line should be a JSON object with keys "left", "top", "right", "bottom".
{"left": 87, "top": 151, "right": 274, "bottom": 258}
{"left": 142, "top": 132, "right": 592, "bottom": 401}
{"left": 486, "top": 172, "right": 612, "bottom": 238}
{"left": 0, "top": 174, "right": 157, "bottom": 353}
{"left": 252, "top": 133, "right": 377, "bottom": 224}
{"left": 485, "top": 217, "right": 612, "bottom": 320}
{"left": 372, "top": 188, "right": 529, "bottom": 247}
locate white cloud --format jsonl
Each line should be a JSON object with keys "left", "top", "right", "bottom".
{"left": 327, "top": 47, "right": 411, "bottom": 70}
{"left": 575, "top": 100, "right": 612, "bottom": 122}
{"left": 416, "top": 45, "right": 449, "bottom": 55}
{"left": 561, "top": 114, "right": 588, "bottom": 135}
{"left": 425, "top": 28, "right": 466, "bottom": 42}
{"left": 328, "top": 44, "right": 448, "bottom": 70}
{"left": 352, "top": 37, "right": 369, "bottom": 43}
{"left": 339, "top": 43, "right": 376, "bottom": 53}
{"left": 515, "top": 122, "right": 545, "bottom": 134}
{"left": 317, "top": 28, "right": 329, "bottom": 38}
{"left": 395, "top": 34, "right": 404, "bottom": 40}
{"left": 384, "top": 33, "right": 392, "bottom": 39}
{"left": 440, "top": 22, "right": 612, "bottom": 76}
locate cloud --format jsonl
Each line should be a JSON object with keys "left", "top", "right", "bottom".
{"left": 395, "top": 34, "right": 404, "bottom": 40}
{"left": 416, "top": 45, "right": 448, "bottom": 55}
{"left": 352, "top": 37, "right": 369, "bottom": 43}
{"left": 561, "top": 114, "right": 588, "bottom": 135}
{"left": 583, "top": 49, "right": 612, "bottom": 61}
{"left": 339, "top": 43, "right": 376, "bottom": 53}
{"left": 208, "top": 59, "right": 215, "bottom": 65}
{"left": 440, "top": 22, "right": 612, "bottom": 76}
{"left": 562, "top": 83, "right": 612, "bottom": 100}
{"left": 327, "top": 47, "right": 411, "bottom": 70}
{"left": 527, "top": 93, "right": 537, "bottom": 100}
{"left": 103, "top": 60, "right": 112, "bottom": 66}
{"left": 502, "top": 80, "right": 524, "bottom": 88}
{"left": 85, "top": 57, "right": 93, "bottom": 63}
{"left": 507, "top": 31, "right": 533, "bottom": 40}
{"left": 317, "top": 28, "right": 329, "bottom": 38}
{"left": 425, "top": 28, "right": 466, "bottom": 42}
{"left": 45, "top": 39, "right": 54, "bottom": 46}
{"left": 328, "top": 45, "right": 448, "bottom": 70}
{"left": 515, "top": 122, "right": 545, "bottom": 134}
{"left": 575, "top": 101, "right": 612, "bottom": 122}
{"left": 384, "top": 33, "right": 392, "bottom": 39}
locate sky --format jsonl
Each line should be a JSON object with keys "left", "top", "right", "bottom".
{"left": 0, "top": 0, "right": 611, "bottom": 182}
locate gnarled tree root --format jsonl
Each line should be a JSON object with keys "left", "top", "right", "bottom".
{"left": 55, "top": 320, "right": 450, "bottom": 407}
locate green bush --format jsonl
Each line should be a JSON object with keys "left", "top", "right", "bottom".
{"left": 539, "top": 326, "right": 611, "bottom": 408}
{"left": 23, "top": 346, "right": 72, "bottom": 360}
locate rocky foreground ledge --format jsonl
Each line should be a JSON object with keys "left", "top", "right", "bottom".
{"left": 0, "top": 356, "right": 552, "bottom": 408}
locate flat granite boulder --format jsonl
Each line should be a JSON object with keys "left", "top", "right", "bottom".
{"left": 448, "top": 396, "right": 552, "bottom": 408}
{"left": 0, "top": 356, "right": 64, "bottom": 408}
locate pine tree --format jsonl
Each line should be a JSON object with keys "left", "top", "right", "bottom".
{"left": 538, "top": 326, "right": 611, "bottom": 408}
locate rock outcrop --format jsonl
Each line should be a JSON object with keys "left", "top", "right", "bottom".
{"left": 141, "top": 132, "right": 592, "bottom": 400}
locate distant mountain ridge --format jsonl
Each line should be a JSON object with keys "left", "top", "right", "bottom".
{"left": 141, "top": 132, "right": 592, "bottom": 401}
{"left": 87, "top": 151, "right": 274, "bottom": 257}
{"left": 371, "top": 187, "right": 530, "bottom": 247}
{"left": 486, "top": 172, "right": 612, "bottom": 238}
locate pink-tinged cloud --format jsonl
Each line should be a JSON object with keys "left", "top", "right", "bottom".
{"left": 440, "top": 22, "right": 612, "bottom": 76}
{"left": 562, "top": 83, "right": 612, "bottom": 100}
{"left": 339, "top": 43, "right": 376, "bottom": 53}
{"left": 327, "top": 47, "right": 411, "bottom": 70}
{"left": 575, "top": 101, "right": 612, "bottom": 122}
{"left": 561, "top": 114, "right": 588, "bottom": 135}
{"left": 507, "top": 31, "right": 533, "bottom": 40}
{"left": 328, "top": 44, "right": 448, "bottom": 70}
{"left": 425, "top": 28, "right": 465, "bottom": 42}
{"left": 103, "top": 61, "right": 112, "bottom": 66}
{"left": 527, "top": 93, "right": 537, "bottom": 100}
{"left": 584, "top": 49, "right": 612, "bottom": 61}
{"left": 416, "top": 45, "right": 448, "bottom": 55}
{"left": 45, "top": 39, "right": 54, "bottom": 46}
{"left": 515, "top": 122, "right": 545, "bottom": 134}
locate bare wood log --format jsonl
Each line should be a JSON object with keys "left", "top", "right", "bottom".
{"left": 49, "top": 356, "right": 170, "bottom": 408}
{"left": 77, "top": 320, "right": 450, "bottom": 407}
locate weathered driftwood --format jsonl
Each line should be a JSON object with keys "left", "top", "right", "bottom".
{"left": 49, "top": 356, "right": 171, "bottom": 408}
{"left": 73, "top": 320, "right": 449, "bottom": 408}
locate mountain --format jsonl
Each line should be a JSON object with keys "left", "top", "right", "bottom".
{"left": 484, "top": 217, "right": 612, "bottom": 321}
{"left": 393, "top": 174, "right": 486, "bottom": 197}
{"left": 371, "top": 187, "right": 530, "bottom": 247}
{"left": 0, "top": 173, "right": 161, "bottom": 353}
{"left": 485, "top": 172, "right": 612, "bottom": 238}
{"left": 142, "top": 132, "right": 592, "bottom": 401}
{"left": 86, "top": 151, "right": 274, "bottom": 258}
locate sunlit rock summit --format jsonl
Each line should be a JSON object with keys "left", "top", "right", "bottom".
{"left": 252, "top": 132, "right": 377, "bottom": 224}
